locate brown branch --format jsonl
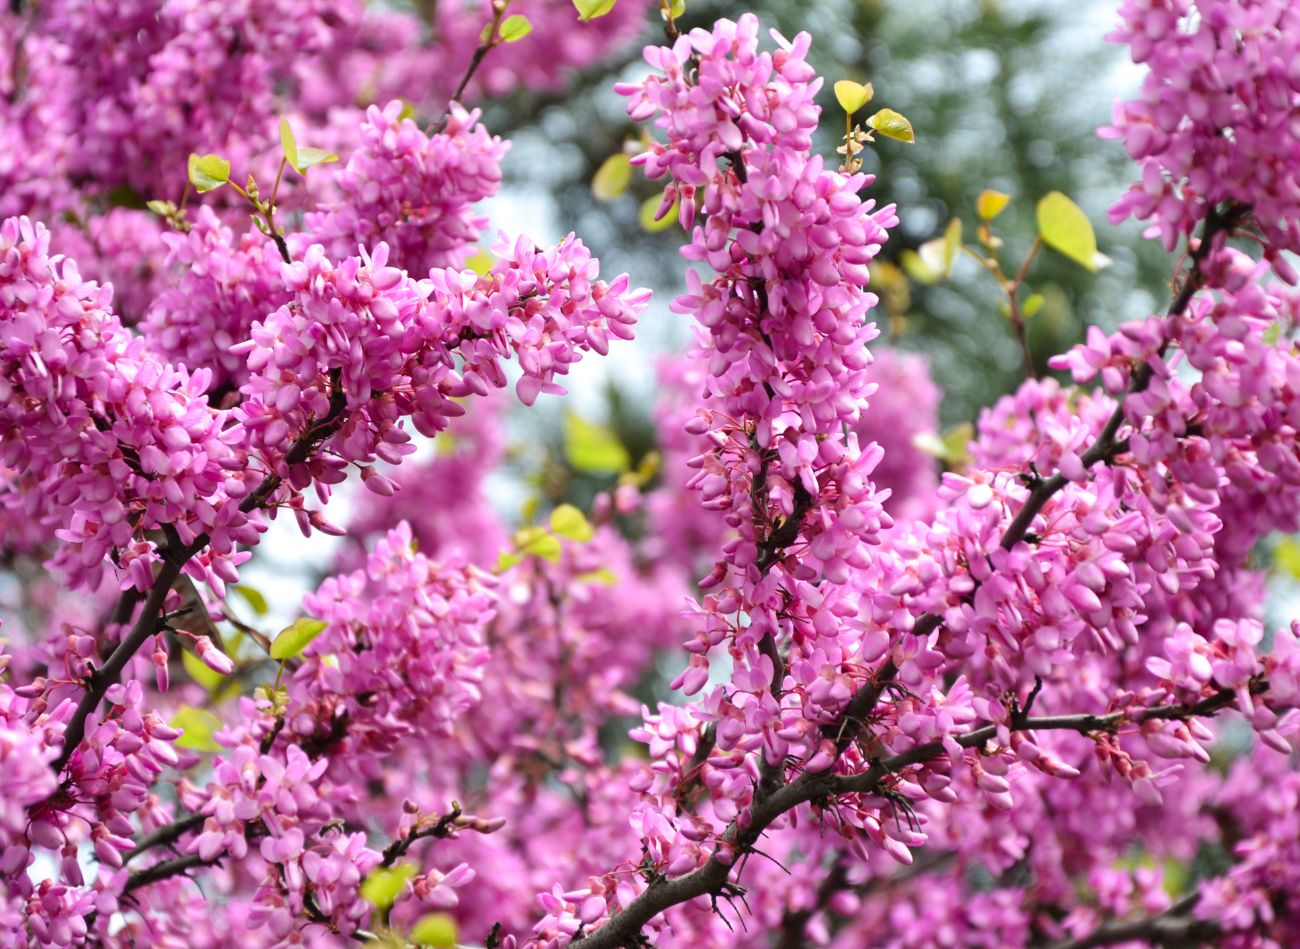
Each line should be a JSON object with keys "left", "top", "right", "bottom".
{"left": 1046, "top": 894, "right": 1218, "bottom": 949}
{"left": 122, "top": 852, "right": 216, "bottom": 894}
{"left": 380, "top": 803, "right": 463, "bottom": 868}
{"left": 123, "top": 812, "right": 205, "bottom": 865}
{"left": 570, "top": 681, "right": 1258, "bottom": 949}
{"left": 427, "top": 0, "right": 508, "bottom": 135}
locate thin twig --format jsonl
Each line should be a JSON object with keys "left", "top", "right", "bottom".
{"left": 123, "top": 813, "right": 205, "bottom": 865}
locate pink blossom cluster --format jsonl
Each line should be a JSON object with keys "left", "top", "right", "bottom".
{"left": 617, "top": 17, "right": 898, "bottom": 804}
{"left": 293, "top": 0, "right": 650, "bottom": 119}
{"left": 306, "top": 101, "right": 508, "bottom": 274}
{"left": 294, "top": 523, "right": 497, "bottom": 761}
{"left": 142, "top": 208, "right": 290, "bottom": 400}
{"left": 9, "top": 1, "right": 1300, "bottom": 947}
{"left": 1101, "top": 0, "right": 1300, "bottom": 273}
{"left": 341, "top": 393, "right": 510, "bottom": 569}
{"left": 234, "top": 233, "right": 646, "bottom": 516}
{"left": 0, "top": 216, "right": 261, "bottom": 594}
{"left": 30, "top": 0, "right": 352, "bottom": 196}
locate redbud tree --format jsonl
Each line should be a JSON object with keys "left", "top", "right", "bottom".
{"left": 3, "top": 0, "right": 1300, "bottom": 946}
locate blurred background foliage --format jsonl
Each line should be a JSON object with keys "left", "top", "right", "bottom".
{"left": 415, "top": 0, "right": 1176, "bottom": 509}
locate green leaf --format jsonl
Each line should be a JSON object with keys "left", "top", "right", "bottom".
{"left": 182, "top": 649, "right": 227, "bottom": 692}
{"left": 1036, "top": 191, "right": 1098, "bottom": 272}
{"left": 976, "top": 189, "right": 1012, "bottom": 221}
{"left": 1022, "top": 293, "right": 1045, "bottom": 319}
{"left": 279, "top": 118, "right": 338, "bottom": 174}
{"left": 169, "top": 705, "right": 222, "bottom": 752}
{"left": 269, "top": 617, "right": 328, "bottom": 661}
{"left": 410, "top": 913, "right": 459, "bottom": 948}
{"left": 1264, "top": 322, "right": 1283, "bottom": 346}
{"left": 913, "top": 422, "right": 972, "bottom": 469}
{"left": 660, "top": 0, "right": 685, "bottom": 19}
{"left": 943, "top": 422, "right": 974, "bottom": 469}
{"left": 916, "top": 238, "right": 950, "bottom": 281}
{"left": 466, "top": 249, "right": 495, "bottom": 275}
{"left": 942, "top": 218, "right": 962, "bottom": 274}
{"left": 398, "top": 100, "right": 418, "bottom": 123}
{"left": 572, "top": 0, "right": 617, "bottom": 20}
{"left": 564, "top": 411, "right": 631, "bottom": 474}
{"left": 910, "top": 432, "right": 946, "bottom": 459}
{"left": 550, "top": 503, "right": 594, "bottom": 542}
{"left": 146, "top": 199, "right": 175, "bottom": 217}
{"left": 833, "top": 80, "right": 874, "bottom": 115}
{"left": 640, "top": 192, "right": 679, "bottom": 232}
{"left": 188, "top": 153, "right": 231, "bottom": 193}
{"left": 1275, "top": 537, "right": 1300, "bottom": 578}
{"left": 575, "top": 567, "right": 618, "bottom": 585}
{"left": 496, "top": 550, "right": 524, "bottom": 572}
{"left": 592, "top": 153, "right": 633, "bottom": 202}
{"left": 498, "top": 13, "right": 533, "bottom": 42}
{"left": 515, "top": 525, "right": 562, "bottom": 562}
{"left": 279, "top": 117, "right": 298, "bottom": 171}
{"left": 360, "top": 864, "right": 416, "bottom": 911}
{"left": 233, "top": 584, "right": 269, "bottom": 616}
{"left": 867, "top": 108, "right": 915, "bottom": 143}
{"left": 899, "top": 247, "right": 940, "bottom": 285}
{"left": 295, "top": 147, "right": 339, "bottom": 172}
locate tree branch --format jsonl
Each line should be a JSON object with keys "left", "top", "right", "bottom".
{"left": 1046, "top": 893, "right": 1218, "bottom": 949}
{"left": 52, "top": 370, "right": 351, "bottom": 775}
{"left": 123, "top": 812, "right": 205, "bottom": 865}
{"left": 569, "top": 681, "right": 1258, "bottom": 949}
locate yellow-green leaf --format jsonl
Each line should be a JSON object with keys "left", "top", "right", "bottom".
{"left": 146, "top": 199, "right": 175, "bottom": 217}
{"left": 410, "top": 912, "right": 459, "bottom": 948}
{"left": 1263, "top": 322, "right": 1283, "bottom": 346}
{"left": 660, "top": 0, "right": 685, "bottom": 19}
{"left": 188, "top": 153, "right": 230, "bottom": 193}
{"left": 360, "top": 864, "right": 416, "bottom": 911}
{"left": 1276, "top": 537, "right": 1300, "bottom": 578}
{"left": 550, "top": 503, "right": 594, "bottom": 542}
{"left": 498, "top": 13, "right": 532, "bottom": 41}
{"left": 910, "top": 432, "right": 946, "bottom": 459}
{"left": 294, "top": 147, "right": 339, "bottom": 173}
{"left": 899, "top": 247, "right": 940, "bottom": 285}
{"left": 833, "top": 80, "right": 874, "bottom": 115}
{"left": 575, "top": 567, "right": 618, "bottom": 585}
{"left": 564, "top": 411, "right": 631, "bottom": 474}
{"left": 1022, "top": 293, "right": 1045, "bottom": 319}
{"left": 466, "top": 249, "right": 494, "bottom": 275}
{"left": 976, "top": 189, "right": 1012, "bottom": 221}
{"left": 398, "top": 100, "right": 418, "bottom": 123}
{"left": 170, "top": 705, "right": 222, "bottom": 752}
{"left": 496, "top": 550, "right": 523, "bottom": 572}
{"left": 867, "top": 108, "right": 915, "bottom": 143}
{"left": 943, "top": 422, "right": 974, "bottom": 469}
{"left": 572, "top": 0, "right": 617, "bottom": 20}
{"left": 279, "top": 117, "right": 299, "bottom": 171}
{"left": 916, "top": 238, "right": 950, "bottom": 281}
{"left": 233, "top": 584, "right": 269, "bottom": 616}
{"left": 942, "top": 218, "right": 962, "bottom": 274}
{"left": 640, "top": 192, "right": 678, "bottom": 232}
{"left": 1036, "top": 191, "right": 1097, "bottom": 272}
{"left": 182, "top": 649, "right": 227, "bottom": 692}
{"left": 269, "top": 617, "right": 328, "bottom": 661}
{"left": 515, "top": 525, "right": 562, "bottom": 562}
{"left": 592, "top": 153, "right": 632, "bottom": 201}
